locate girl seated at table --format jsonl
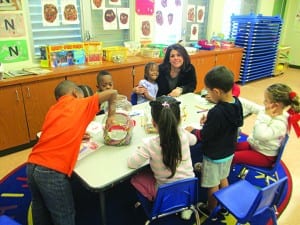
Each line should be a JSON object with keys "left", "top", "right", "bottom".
{"left": 127, "top": 96, "right": 197, "bottom": 201}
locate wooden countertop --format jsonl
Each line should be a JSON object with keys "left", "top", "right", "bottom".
{"left": 0, "top": 47, "right": 243, "bottom": 87}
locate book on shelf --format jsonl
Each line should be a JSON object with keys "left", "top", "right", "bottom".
{"left": 4, "top": 67, "right": 51, "bottom": 78}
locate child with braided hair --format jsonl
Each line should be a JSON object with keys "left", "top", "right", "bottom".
{"left": 233, "top": 83, "right": 300, "bottom": 167}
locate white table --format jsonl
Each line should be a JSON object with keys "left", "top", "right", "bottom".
{"left": 73, "top": 93, "right": 209, "bottom": 225}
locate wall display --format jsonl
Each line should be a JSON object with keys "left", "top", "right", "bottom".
{"left": 42, "top": 0, "right": 59, "bottom": 26}
{"left": 0, "top": 0, "right": 22, "bottom": 11}
{"left": 0, "top": 40, "right": 29, "bottom": 63}
{"left": 91, "top": 0, "right": 104, "bottom": 10}
{"left": 0, "top": 13, "right": 26, "bottom": 38}
{"left": 139, "top": 16, "right": 153, "bottom": 38}
{"left": 103, "top": 8, "right": 118, "bottom": 30}
{"left": 135, "top": 0, "right": 154, "bottom": 15}
{"left": 61, "top": 0, "right": 79, "bottom": 24}
{"left": 109, "top": 0, "right": 121, "bottom": 6}
{"left": 197, "top": 6, "right": 205, "bottom": 23}
{"left": 187, "top": 5, "right": 195, "bottom": 22}
{"left": 117, "top": 8, "right": 129, "bottom": 29}
{"left": 190, "top": 24, "right": 198, "bottom": 40}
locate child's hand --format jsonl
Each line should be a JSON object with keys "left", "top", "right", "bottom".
{"left": 168, "top": 87, "right": 182, "bottom": 97}
{"left": 135, "top": 86, "right": 147, "bottom": 95}
{"left": 105, "top": 115, "right": 115, "bottom": 129}
{"left": 200, "top": 114, "right": 207, "bottom": 125}
{"left": 185, "top": 126, "right": 194, "bottom": 132}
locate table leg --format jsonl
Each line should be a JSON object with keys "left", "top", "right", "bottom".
{"left": 99, "top": 191, "right": 106, "bottom": 225}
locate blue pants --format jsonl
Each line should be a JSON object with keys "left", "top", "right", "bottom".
{"left": 26, "top": 164, "right": 75, "bottom": 225}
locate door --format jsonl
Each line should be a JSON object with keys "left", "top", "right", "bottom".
{"left": 22, "top": 77, "right": 64, "bottom": 140}
{"left": 0, "top": 85, "right": 29, "bottom": 150}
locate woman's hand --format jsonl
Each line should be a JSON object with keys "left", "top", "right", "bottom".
{"left": 168, "top": 87, "right": 183, "bottom": 97}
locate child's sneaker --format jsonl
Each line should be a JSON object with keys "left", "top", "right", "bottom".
{"left": 196, "top": 202, "right": 217, "bottom": 221}
{"left": 180, "top": 209, "right": 193, "bottom": 220}
{"left": 219, "top": 208, "right": 229, "bottom": 216}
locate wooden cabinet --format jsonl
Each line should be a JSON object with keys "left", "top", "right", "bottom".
{"left": 109, "top": 67, "right": 135, "bottom": 99}
{"left": 0, "top": 85, "right": 29, "bottom": 150}
{"left": 132, "top": 64, "right": 145, "bottom": 87}
{"left": 215, "top": 50, "right": 243, "bottom": 82}
{"left": 191, "top": 54, "right": 215, "bottom": 92}
{"left": 22, "top": 77, "right": 65, "bottom": 140}
{"left": 66, "top": 72, "right": 98, "bottom": 92}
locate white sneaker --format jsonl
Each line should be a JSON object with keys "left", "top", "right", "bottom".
{"left": 180, "top": 209, "right": 193, "bottom": 220}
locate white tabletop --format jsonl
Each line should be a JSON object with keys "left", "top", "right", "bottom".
{"left": 74, "top": 93, "right": 212, "bottom": 191}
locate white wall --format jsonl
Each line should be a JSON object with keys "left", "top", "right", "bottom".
{"left": 281, "top": 0, "right": 300, "bottom": 66}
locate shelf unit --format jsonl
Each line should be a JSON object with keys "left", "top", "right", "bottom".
{"left": 230, "top": 14, "right": 283, "bottom": 84}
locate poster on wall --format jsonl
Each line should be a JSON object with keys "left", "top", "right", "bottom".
{"left": 187, "top": 5, "right": 195, "bottom": 22}
{"left": 197, "top": 6, "right": 205, "bottom": 23}
{"left": 0, "top": 40, "right": 29, "bottom": 63}
{"left": 0, "top": 0, "right": 22, "bottom": 11}
{"left": 190, "top": 24, "right": 198, "bottom": 40}
{"left": 109, "top": 0, "right": 121, "bottom": 6}
{"left": 117, "top": 8, "right": 130, "bottom": 29}
{"left": 61, "top": 0, "right": 79, "bottom": 25}
{"left": 91, "top": 0, "right": 105, "bottom": 10}
{"left": 139, "top": 16, "right": 153, "bottom": 38}
{"left": 103, "top": 8, "right": 118, "bottom": 30}
{"left": 0, "top": 13, "right": 26, "bottom": 38}
{"left": 42, "top": 0, "right": 60, "bottom": 26}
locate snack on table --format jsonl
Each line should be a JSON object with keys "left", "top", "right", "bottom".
{"left": 44, "top": 4, "right": 58, "bottom": 23}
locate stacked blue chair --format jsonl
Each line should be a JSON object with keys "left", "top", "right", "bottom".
{"left": 230, "top": 14, "right": 282, "bottom": 85}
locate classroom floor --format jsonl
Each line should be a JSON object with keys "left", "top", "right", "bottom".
{"left": 0, "top": 67, "right": 299, "bottom": 224}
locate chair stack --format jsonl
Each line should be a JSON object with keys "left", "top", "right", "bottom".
{"left": 230, "top": 14, "right": 283, "bottom": 85}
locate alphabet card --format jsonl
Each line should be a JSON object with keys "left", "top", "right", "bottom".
{"left": 0, "top": 13, "right": 25, "bottom": 37}
{"left": 0, "top": 40, "right": 29, "bottom": 63}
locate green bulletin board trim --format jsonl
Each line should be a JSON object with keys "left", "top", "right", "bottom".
{"left": 0, "top": 40, "right": 29, "bottom": 63}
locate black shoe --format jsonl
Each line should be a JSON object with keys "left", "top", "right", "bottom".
{"left": 219, "top": 208, "right": 229, "bottom": 216}
{"left": 196, "top": 202, "right": 218, "bottom": 221}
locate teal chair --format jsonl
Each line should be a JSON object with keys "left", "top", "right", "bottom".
{"left": 210, "top": 177, "right": 288, "bottom": 224}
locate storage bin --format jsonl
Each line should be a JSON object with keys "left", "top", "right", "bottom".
{"left": 102, "top": 46, "right": 127, "bottom": 61}
{"left": 140, "top": 47, "right": 160, "bottom": 58}
{"left": 124, "top": 41, "right": 141, "bottom": 56}
{"left": 147, "top": 43, "right": 168, "bottom": 57}
{"left": 84, "top": 41, "right": 103, "bottom": 64}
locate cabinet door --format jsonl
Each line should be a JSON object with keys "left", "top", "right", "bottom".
{"left": 66, "top": 72, "right": 98, "bottom": 92}
{"left": 0, "top": 85, "right": 29, "bottom": 150}
{"left": 109, "top": 67, "right": 134, "bottom": 99}
{"left": 191, "top": 55, "right": 215, "bottom": 92}
{"left": 133, "top": 64, "right": 145, "bottom": 87}
{"left": 22, "top": 77, "right": 64, "bottom": 140}
{"left": 215, "top": 51, "right": 243, "bottom": 82}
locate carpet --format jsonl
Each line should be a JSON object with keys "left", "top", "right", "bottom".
{"left": 0, "top": 160, "right": 292, "bottom": 225}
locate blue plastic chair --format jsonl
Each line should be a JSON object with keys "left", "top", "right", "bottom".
{"left": 0, "top": 215, "right": 21, "bottom": 225}
{"left": 211, "top": 177, "right": 288, "bottom": 225}
{"left": 237, "top": 134, "right": 289, "bottom": 185}
{"left": 136, "top": 177, "right": 200, "bottom": 225}
{"left": 130, "top": 92, "right": 138, "bottom": 105}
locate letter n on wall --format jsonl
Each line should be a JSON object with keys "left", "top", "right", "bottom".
{"left": 0, "top": 40, "right": 29, "bottom": 63}
{"left": 0, "top": 13, "right": 26, "bottom": 37}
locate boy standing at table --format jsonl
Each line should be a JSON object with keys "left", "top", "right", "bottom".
{"left": 186, "top": 66, "right": 243, "bottom": 218}
{"left": 26, "top": 80, "right": 117, "bottom": 225}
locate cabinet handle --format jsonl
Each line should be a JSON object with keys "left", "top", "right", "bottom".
{"left": 132, "top": 66, "right": 135, "bottom": 88}
{"left": 15, "top": 90, "right": 20, "bottom": 101}
{"left": 26, "top": 87, "right": 31, "bottom": 98}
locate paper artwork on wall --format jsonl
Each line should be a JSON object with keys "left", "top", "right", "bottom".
{"left": 135, "top": 0, "right": 154, "bottom": 15}
{"left": 117, "top": 8, "right": 130, "bottom": 30}
{"left": 109, "top": 0, "right": 121, "bottom": 6}
{"left": 197, "top": 6, "right": 205, "bottom": 23}
{"left": 187, "top": 5, "right": 195, "bottom": 22}
{"left": 139, "top": 16, "right": 153, "bottom": 38}
{"left": 0, "top": 40, "right": 29, "bottom": 63}
{"left": 0, "top": 13, "right": 25, "bottom": 38}
{"left": 190, "top": 24, "right": 198, "bottom": 41}
{"left": 61, "top": 0, "right": 79, "bottom": 25}
{"left": 91, "top": 0, "right": 105, "bottom": 10}
{"left": 103, "top": 8, "right": 118, "bottom": 30}
{"left": 42, "top": 0, "right": 59, "bottom": 26}
{"left": 0, "top": 0, "right": 22, "bottom": 11}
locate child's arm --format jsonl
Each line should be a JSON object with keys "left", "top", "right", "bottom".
{"left": 239, "top": 97, "right": 263, "bottom": 116}
{"left": 127, "top": 145, "right": 149, "bottom": 169}
{"left": 185, "top": 127, "right": 202, "bottom": 141}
